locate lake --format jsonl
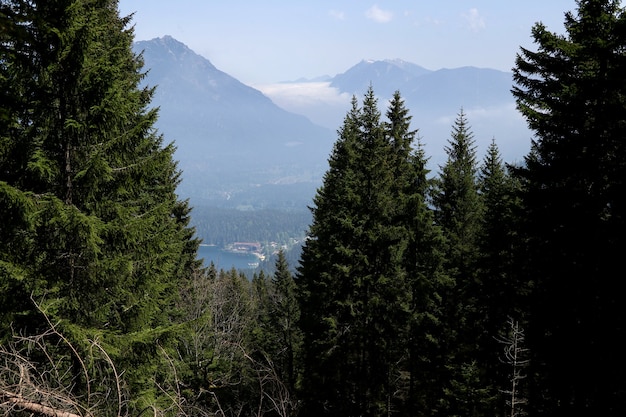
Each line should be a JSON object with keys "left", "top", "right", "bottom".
{"left": 197, "top": 244, "right": 260, "bottom": 272}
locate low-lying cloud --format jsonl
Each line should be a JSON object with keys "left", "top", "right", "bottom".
{"left": 256, "top": 81, "right": 531, "bottom": 169}
{"left": 255, "top": 81, "right": 352, "bottom": 129}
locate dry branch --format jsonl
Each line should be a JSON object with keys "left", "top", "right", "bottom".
{"left": 0, "top": 388, "right": 88, "bottom": 417}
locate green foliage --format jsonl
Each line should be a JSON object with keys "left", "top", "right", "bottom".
{"left": 512, "top": 0, "right": 626, "bottom": 414}
{"left": 191, "top": 206, "right": 311, "bottom": 246}
{"left": 0, "top": 0, "right": 200, "bottom": 413}
{"left": 269, "top": 251, "right": 301, "bottom": 394}
{"left": 4, "top": 1, "right": 624, "bottom": 415}
{"left": 298, "top": 89, "right": 450, "bottom": 417}
{"left": 473, "top": 140, "right": 527, "bottom": 414}
{"left": 431, "top": 109, "right": 493, "bottom": 416}
{"left": 433, "top": 108, "right": 483, "bottom": 274}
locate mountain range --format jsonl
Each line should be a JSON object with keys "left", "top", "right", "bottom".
{"left": 133, "top": 36, "right": 531, "bottom": 210}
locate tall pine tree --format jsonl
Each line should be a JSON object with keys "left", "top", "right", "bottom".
{"left": 476, "top": 139, "right": 526, "bottom": 414}
{"left": 270, "top": 250, "right": 301, "bottom": 398}
{"left": 297, "top": 88, "right": 413, "bottom": 417}
{"left": 0, "top": 0, "right": 199, "bottom": 413}
{"left": 512, "top": 1, "right": 626, "bottom": 415}
{"left": 432, "top": 109, "right": 490, "bottom": 416}
{"left": 387, "top": 95, "right": 450, "bottom": 416}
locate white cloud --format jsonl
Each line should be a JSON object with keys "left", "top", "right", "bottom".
{"left": 463, "top": 8, "right": 486, "bottom": 32}
{"left": 365, "top": 5, "right": 393, "bottom": 23}
{"left": 254, "top": 82, "right": 352, "bottom": 129}
{"left": 329, "top": 9, "right": 345, "bottom": 20}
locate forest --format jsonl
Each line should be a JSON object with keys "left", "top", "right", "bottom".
{"left": 1, "top": 1, "right": 626, "bottom": 416}
{"left": 191, "top": 206, "right": 310, "bottom": 248}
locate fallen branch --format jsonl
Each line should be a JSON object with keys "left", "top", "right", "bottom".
{"left": 0, "top": 388, "right": 88, "bottom": 417}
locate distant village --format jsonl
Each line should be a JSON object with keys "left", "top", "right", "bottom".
{"left": 225, "top": 238, "right": 303, "bottom": 261}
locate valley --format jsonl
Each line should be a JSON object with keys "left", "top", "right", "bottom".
{"left": 134, "top": 35, "right": 532, "bottom": 261}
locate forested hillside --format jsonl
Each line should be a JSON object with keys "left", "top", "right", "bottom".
{"left": 2, "top": 1, "right": 626, "bottom": 417}
{"left": 191, "top": 206, "right": 311, "bottom": 246}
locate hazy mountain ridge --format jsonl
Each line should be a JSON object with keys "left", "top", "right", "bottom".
{"left": 271, "top": 58, "right": 530, "bottom": 167}
{"left": 331, "top": 59, "right": 513, "bottom": 104}
{"left": 134, "top": 36, "right": 335, "bottom": 208}
{"left": 330, "top": 59, "right": 433, "bottom": 95}
{"left": 134, "top": 36, "right": 530, "bottom": 210}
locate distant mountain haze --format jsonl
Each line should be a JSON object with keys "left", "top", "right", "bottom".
{"left": 134, "top": 36, "right": 334, "bottom": 209}
{"left": 330, "top": 59, "right": 433, "bottom": 95}
{"left": 262, "top": 60, "right": 531, "bottom": 168}
{"left": 265, "top": 58, "right": 532, "bottom": 167}
{"left": 134, "top": 36, "right": 531, "bottom": 209}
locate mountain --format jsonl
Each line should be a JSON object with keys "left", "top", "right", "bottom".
{"left": 262, "top": 59, "right": 531, "bottom": 168}
{"left": 331, "top": 59, "right": 512, "bottom": 107}
{"left": 330, "top": 59, "right": 432, "bottom": 95}
{"left": 133, "top": 36, "right": 335, "bottom": 209}
{"left": 135, "top": 37, "right": 530, "bottom": 211}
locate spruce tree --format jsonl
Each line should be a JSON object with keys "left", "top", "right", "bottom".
{"left": 432, "top": 109, "right": 489, "bottom": 416}
{"left": 512, "top": 0, "right": 626, "bottom": 414}
{"left": 387, "top": 98, "right": 450, "bottom": 415}
{"left": 270, "top": 250, "right": 301, "bottom": 397}
{"left": 297, "top": 88, "right": 413, "bottom": 417}
{"left": 477, "top": 139, "right": 525, "bottom": 414}
{"left": 0, "top": 0, "right": 199, "bottom": 413}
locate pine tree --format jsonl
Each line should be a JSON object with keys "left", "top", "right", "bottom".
{"left": 512, "top": 1, "right": 626, "bottom": 414}
{"left": 433, "top": 109, "right": 483, "bottom": 274}
{"left": 297, "top": 88, "right": 413, "bottom": 417}
{"left": 0, "top": 0, "right": 199, "bottom": 412}
{"left": 432, "top": 109, "right": 489, "bottom": 416}
{"left": 270, "top": 250, "right": 301, "bottom": 397}
{"left": 477, "top": 139, "right": 525, "bottom": 414}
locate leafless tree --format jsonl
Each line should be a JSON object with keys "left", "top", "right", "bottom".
{"left": 496, "top": 317, "right": 529, "bottom": 417}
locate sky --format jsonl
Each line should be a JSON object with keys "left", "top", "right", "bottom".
{"left": 117, "top": 0, "right": 579, "bottom": 86}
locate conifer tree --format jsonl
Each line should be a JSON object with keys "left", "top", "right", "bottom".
{"left": 432, "top": 109, "right": 489, "bottom": 416}
{"left": 269, "top": 250, "right": 301, "bottom": 397}
{"left": 297, "top": 95, "right": 361, "bottom": 416}
{"left": 298, "top": 90, "right": 456, "bottom": 416}
{"left": 476, "top": 139, "right": 525, "bottom": 413}
{"left": 387, "top": 95, "right": 451, "bottom": 415}
{"left": 0, "top": 0, "right": 199, "bottom": 412}
{"left": 512, "top": 0, "right": 626, "bottom": 414}
{"left": 297, "top": 88, "right": 413, "bottom": 417}
{"left": 433, "top": 109, "right": 483, "bottom": 273}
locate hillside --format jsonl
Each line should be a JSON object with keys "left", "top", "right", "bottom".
{"left": 134, "top": 36, "right": 335, "bottom": 209}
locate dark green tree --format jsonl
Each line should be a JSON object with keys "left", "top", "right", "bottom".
{"left": 386, "top": 94, "right": 451, "bottom": 416}
{"left": 297, "top": 88, "right": 413, "bottom": 417}
{"left": 432, "top": 109, "right": 489, "bottom": 416}
{"left": 476, "top": 139, "right": 525, "bottom": 414}
{"left": 269, "top": 250, "right": 301, "bottom": 399}
{"left": 512, "top": 1, "right": 626, "bottom": 415}
{"left": 0, "top": 0, "right": 199, "bottom": 413}
{"left": 433, "top": 109, "right": 483, "bottom": 277}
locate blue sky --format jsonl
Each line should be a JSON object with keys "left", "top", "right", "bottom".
{"left": 118, "top": 0, "right": 578, "bottom": 85}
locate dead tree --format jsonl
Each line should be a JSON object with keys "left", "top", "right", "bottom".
{"left": 496, "top": 317, "right": 529, "bottom": 417}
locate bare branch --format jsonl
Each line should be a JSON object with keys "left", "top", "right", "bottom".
{"left": 0, "top": 388, "right": 86, "bottom": 417}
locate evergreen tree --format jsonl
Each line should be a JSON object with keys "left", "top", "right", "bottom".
{"left": 476, "top": 139, "right": 525, "bottom": 414}
{"left": 433, "top": 109, "right": 483, "bottom": 275}
{"left": 269, "top": 250, "right": 301, "bottom": 398}
{"left": 512, "top": 1, "right": 626, "bottom": 415}
{"left": 0, "top": 0, "right": 199, "bottom": 412}
{"left": 297, "top": 88, "right": 413, "bottom": 417}
{"left": 432, "top": 109, "right": 489, "bottom": 416}
{"left": 390, "top": 116, "right": 450, "bottom": 414}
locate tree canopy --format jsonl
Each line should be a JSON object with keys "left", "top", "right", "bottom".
{"left": 0, "top": 0, "right": 200, "bottom": 413}
{"left": 512, "top": 0, "right": 626, "bottom": 415}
